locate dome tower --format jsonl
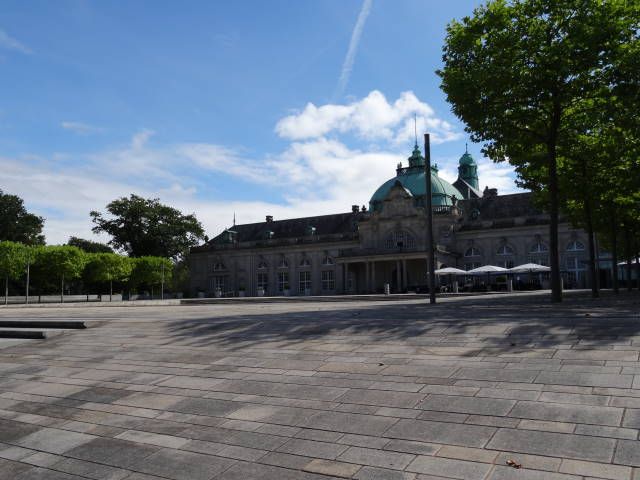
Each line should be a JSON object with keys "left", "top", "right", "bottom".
{"left": 457, "top": 144, "right": 479, "bottom": 190}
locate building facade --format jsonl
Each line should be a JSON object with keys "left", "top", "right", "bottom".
{"left": 189, "top": 146, "right": 591, "bottom": 296}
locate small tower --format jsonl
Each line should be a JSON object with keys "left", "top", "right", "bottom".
{"left": 457, "top": 144, "right": 479, "bottom": 190}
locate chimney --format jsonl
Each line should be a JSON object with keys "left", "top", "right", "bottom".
{"left": 351, "top": 205, "right": 359, "bottom": 213}
{"left": 266, "top": 215, "right": 273, "bottom": 223}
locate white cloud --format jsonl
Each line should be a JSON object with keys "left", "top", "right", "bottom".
{"left": 275, "top": 90, "right": 460, "bottom": 144}
{"left": 0, "top": 29, "right": 32, "bottom": 54}
{"left": 61, "top": 121, "right": 104, "bottom": 135}
{"left": 335, "top": 0, "right": 373, "bottom": 99}
{"left": 0, "top": 90, "right": 521, "bottom": 245}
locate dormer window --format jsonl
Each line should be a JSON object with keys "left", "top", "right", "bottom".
{"left": 300, "top": 258, "right": 311, "bottom": 267}
{"left": 278, "top": 258, "right": 289, "bottom": 269}
{"left": 322, "top": 256, "right": 334, "bottom": 266}
{"left": 213, "top": 262, "right": 226, "bottom": 271}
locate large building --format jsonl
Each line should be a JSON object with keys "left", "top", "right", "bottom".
{"left": 189, "top": 145, "right": 591, "bottom": 296}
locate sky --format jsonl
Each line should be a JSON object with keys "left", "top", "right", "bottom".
{"left": 0, "top": 0, "right": 522, "bottom": 245}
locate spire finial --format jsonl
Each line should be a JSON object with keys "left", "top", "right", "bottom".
{"left": 414, "top": 113, "right": 418, "bottom": 147}
{"left": 233, "top": 212, "right": 236, "bottom": 227}
{"left": 465, "top": 142, "right": 468, "bottom": 154}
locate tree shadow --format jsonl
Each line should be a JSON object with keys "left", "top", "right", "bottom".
{"left": 164, "top": 292, "right": 640, "bottom": 357}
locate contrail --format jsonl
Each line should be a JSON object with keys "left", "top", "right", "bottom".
{"left": 334, "top": 0, "right": 373, "bottom": 100}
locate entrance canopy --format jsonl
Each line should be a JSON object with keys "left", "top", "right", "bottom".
{"left": 434, "top": 267, "right": 467, "bottom": 275}
{"left": 508, "top": 263, "right": 551, "bottom": 273}
{"left": 467, "top": 265, "right": 508, "bottom": 275}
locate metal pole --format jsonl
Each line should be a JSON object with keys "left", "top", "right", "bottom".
{"left": 25, "top": 262, "right": 30, "bottom": 305}
{"left": 161, "top": 262, "right": 165, "bottom": 300}
{"left": 424, "top": 133, "right": 436, "bottom": 304}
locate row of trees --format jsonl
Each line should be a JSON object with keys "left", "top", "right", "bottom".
{"left": 0, "top": 241, "right": 172, "bottom": 304}
{"left": 438, "top": 0, "right": 639, "bottom": 301}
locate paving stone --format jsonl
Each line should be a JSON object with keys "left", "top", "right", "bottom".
{"left": 535, "top": 372, "right": 633, "bottom": 389}
{"left": 14, "top": 466, "right": 87, "bottom": 480}
{"left": 15, "top": 428, "right": 94, "bottom": 454}
{"left": 614, "top": 440, "right": 640, "bottom": 467}
{"left": 115, "top": 430, "right": 189, "bottom": 448}
{"left": 298, "top": 411, "right": 398, "bottom": 436}
{"left": 353, "top": 466, "right": 416, "bottom": 480}
{"left": 50, "top": 457, "right": 130, "bottom": 480}
{"left": 454, "top": 368, "right": 539, "bottom": 383}
{"left": 0, "top": 418, "right": 40, "bottom": 443}
{"left": 21, "top": 451, "right": 61, "bottom": 467}
{"left": 0, "top": 457, "right": 33, "bottom": 479}
{"left": 488, "top": 465, "right": 581, "bottom": 480}
{"left": 133, "top": 448, "right": 236, "bottom": 480}
{"left": 337, "top": 389, "right": 423, "bottom": 408}
{"left": 385, "top": 419, "right": 496, "bottom": 448}
{"left": 406, "top": 455, "right": 492, "bottom": 480}
{"left": 487, "top": 428, "right": 616, "bottom": 462}
{"left": 510, "top": 401, "right": 623, "bottom": 426}
{"left": 494, "top": 452, "right": 561, "bottom": 472}
{"left": 66, "top": 437, "right": 160, "bottom": 469}
{"left": 383, "top": 439, "right": 439, "bottom": 456}
{"left": 418, "top": 395, "right": 515, "bottom": 416}
{"left": 338, "top": 446, "right": 414, "bottom": 470}
{"left": 574, "top": 424, "right": 638, "bottom": 439}
{"left": 303, "top": 458, "right": 361, "bottom": 478}
{"left": 518, "top": 419, "right": 575, "bottom": 433}
{"left": 538, "top": 391, "right": 610, "bottom": 406}
{"left": 168, "top": 397, "right": 242, "bottom": 417}
{"left": 559, "top": 459, "right": 632, "bottom": 480}
{"left": 436, "top": 445, "right": 499, "bottom": 463}
{"left": 277, "top": 438, "right": 348, "bottom": 460}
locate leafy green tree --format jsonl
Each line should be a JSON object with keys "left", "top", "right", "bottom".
{"left": 34, "top": 246, "right": 87, "bottom": 302}
{"left": 84, "top": 253, "right": 133, "bottom": 301}
{"left": 67, "top": 236, "right": 113, "bottom": 254}
{"left": 130, "top": 256, "right": 173, "bottom": 299}
{"left": 0, "top": 190, "right": 45, "bottom": 245}
{"left": 0, "top": 241, "right": 28, "bottom": 304}
{"left": 90, "top": 195, "right": 205, "bottom": 260}
{"left": 437, "top": 0, "right": 637, "bottom": 302}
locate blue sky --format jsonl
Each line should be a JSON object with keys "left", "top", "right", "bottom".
{"left": 1, "top": 0, "right": 519, "bottom": 244}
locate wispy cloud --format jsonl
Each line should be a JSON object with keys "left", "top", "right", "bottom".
{"left": 0, "top": 29, "right": 32, "bottom": 54}
{"left": 334, "top": 0, "right": 372, "bottom": 99}
{"left": 61, "top": 121, "right": 104, "bottom": 135}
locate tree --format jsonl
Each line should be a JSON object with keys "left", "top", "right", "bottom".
{"left": 0, "top": 190, "right": 45, "bottom": 245}
{"left": 0, "top": 241, "right": 28, "bottom": 305}
{"left": 34, "top": 246, "right": 87, "bottom": 302}
{"left": 130, "top": 256, "right": 173, "bottom": 299}
{"left": 84, "top": 253, "right": 133, "bottom": 301}
{"left": 90, "top": 195, "right": 205, "bottom": 260}
{"left": 437, "top": 0, "right": 636, "bottom": 301}
{"left": 67, "top": 236, "right": 113, "bottom": 254}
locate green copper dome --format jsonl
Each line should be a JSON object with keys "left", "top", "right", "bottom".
{"left": 459, "top": 152, "right": 476, "bottom": 166}
{"left": 369, "top": 145, "right": 463, "bottom": 212}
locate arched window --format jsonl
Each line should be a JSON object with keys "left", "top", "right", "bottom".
{"left": 385, "top": 231, "right": 416, "bottom": 249}
{"left": 213, "top": 262, "right": 226, "bottom": 271}
{"left": 257, "top": 261, "right": 268, "bottom": 270}
{"left": 497, "top": 245, "right": 514, "bottom": 256}
{"left": 322, "top": 256, "right": 334, "bottom": 266}
{"left": 300, "top": 258, "right": 311, "bottom": 267}
{"left": 530, "top": 242, "right": 548, "bottom": 253}
{"left": 567, "top": 240, "right": 585, "bottom": 251}
{"left": 278, "top": 258, "right": 289, "bottom": 269}
{"left": 464, "top": 247, "right": 481, "bottom": 257}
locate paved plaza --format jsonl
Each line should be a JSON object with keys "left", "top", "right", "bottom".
{"left": 0, "top": 292, "right": 640, "bottom": 480}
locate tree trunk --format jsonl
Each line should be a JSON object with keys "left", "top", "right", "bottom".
{"left": 548, "top": 141, "right": 562, "bottom": 302}
{"left": 25, "top": 262, "right": 30, "bottom": 305}
{"left": 5, "top": 275, "right": 8, "bottom": 306}
{"left": 584, "top": 198, "right": 599, "bottom": 298}
{"left": 110, "top": 280, "right": 113, "bottom": 302}
{"left": 610, "top": 207, "right": 619, "bottom": 294}
{"left": 61, "top": 273, "right": 65, "bottom": 303}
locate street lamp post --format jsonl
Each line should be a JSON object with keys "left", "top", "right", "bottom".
{"left": 424, "top": 133, "right": 436, "bottom": 304}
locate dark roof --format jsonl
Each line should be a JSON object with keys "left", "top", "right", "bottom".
{"left": 206, "top": 211, "right": 367, "bottom": 245}
{"left": 452, "top": 178, "right": 482, "bottom": 199}
{"left": 457, "top": 192, "right": 548, "bottom": 231}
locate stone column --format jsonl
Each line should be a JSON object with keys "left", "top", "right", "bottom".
{"left": 343, "top": 263, "right": 349, "bottom": 294}
{"left": 365, "top": 262, "right": 370, "bottom": 293}
{"left": 396, "top": 260, "right": 401, "bottom": 293}
{"left": 402, "top": 259, "right": 407, "bottom": 292}
{"left": 371, "top": 262, "right": 376, "bottom": 294}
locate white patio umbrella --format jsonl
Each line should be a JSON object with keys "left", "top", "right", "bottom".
{"left": 467, "top": 265, "right": 508, "bottom": 274}
{"left": 508, "top": 263, "right": 551, "bottom": 273}
{"left": 618, "top": 259, "right": 638, "bottom": 265}
{"left": 434, "top": 267, "right": 467, "bottom": 275}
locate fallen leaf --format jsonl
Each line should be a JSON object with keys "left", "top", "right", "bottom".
{"left": 506, "top": 459, "right": 522, "bottom": 469}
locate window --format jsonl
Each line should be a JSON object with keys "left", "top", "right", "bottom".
{"left": 213, "top": 262, "right": 226, "bottom": 271}
{"left": 299, "top": 271, "right": 311, "bottom": 292}
{"left": 497, "top": 259, "right": 514, "bottom": 269}
{"left": 567, "top": 240, "right": 585, "bottom": 251}
{"left": 530, "top": 242, "right": 548, "bottom": 253}
{"left": 257, "top": 261, "right": 268, "bottom": 270}
{"left": 464, "top": 247, "right": 481, "bottom": 257}
{"left": 300, "top": 258, "right": 311, "bottom": 267}
{"left": 385, "top": 231, "right": 416, "bottom": 249}
{"left": 321, "top": 270, "right": 335, "bottom": 290}
{"left": 277, "top": 272, "right": 289, "bottom": 292}
{"left": 212, "top": 276, "right": 225, "bottom": 292}
{"left": 257, "top": 273, "right": 268, "bottom": 291}
{"left": 497, "top": 245, "right": 514, "bottom": 256}
{"left": 278, "top": 258, "right": 289, "bottom": 269}
{"left": 464, "top": 262, "right": 482, "bottom": 271}
{"left": 322, "top": 256, "right": 334, "bottom": 266}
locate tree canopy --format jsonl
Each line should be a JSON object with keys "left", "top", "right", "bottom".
{"left": 34, "top": 245, "right": 87, "bottom": 301}
{"left": 84, "top": 253, "right": 133, "bottom": 300}
{"left": 67, "top": 236, "right": 114, "bottom": 253}
{"left": 0, "top": 241, "right": 29, "bottom": 304}
{"left": 90, "top": 195, "right": 205, "bottom": 260}
{"left": 130, "top": 256, "right": 173, "bottom": 291}
{"left": 0, "top": 190, "right": 45, "bottom": 245}
{"left": 437, "top": 0, "right": 638, "bottom": 301}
